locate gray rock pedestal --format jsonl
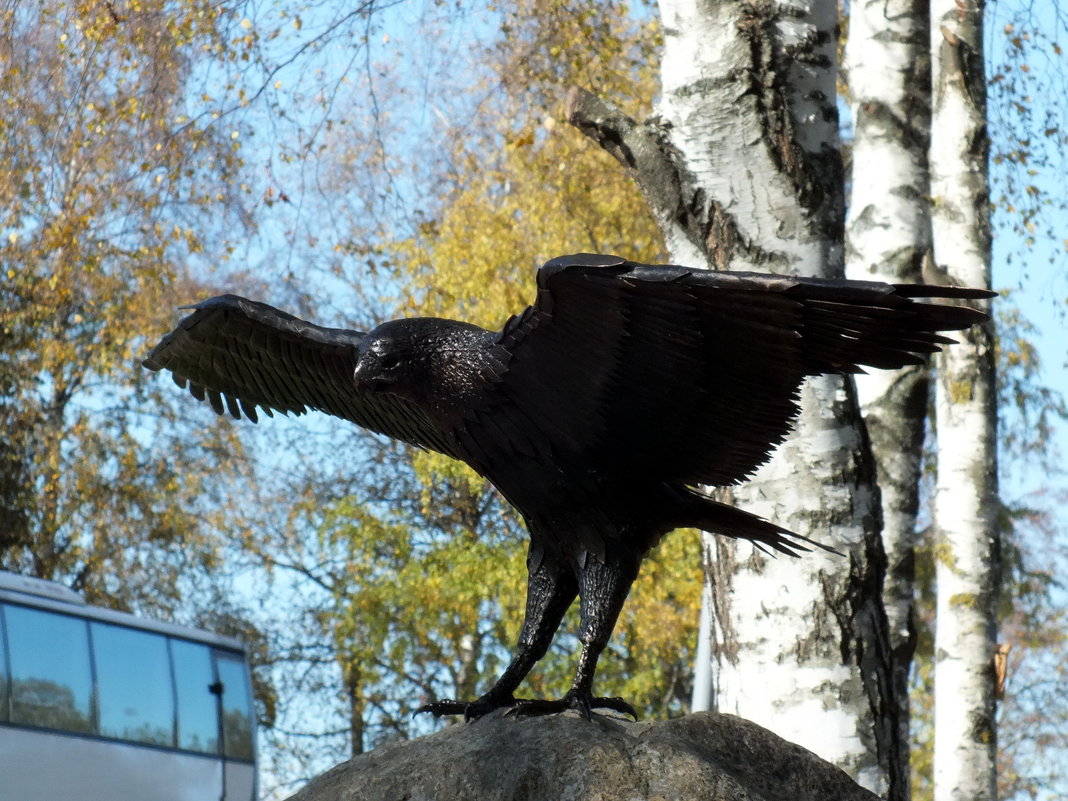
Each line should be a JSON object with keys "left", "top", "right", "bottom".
{"left": 287, "top": 710, "right": 882, "bottom": 801}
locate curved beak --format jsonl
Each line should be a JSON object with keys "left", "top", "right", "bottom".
{"left": 353, "top": 353, "right": 377, "bottom": 390}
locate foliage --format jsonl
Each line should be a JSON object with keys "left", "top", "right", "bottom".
{"left": 398, "top": 0, "right": 664, "bottom": 453}
{"left": 242, "top": 1, "right": 697, "bottom": 776}
{"left": 987, "top": 4, "right": 1068, "bottom": 272}
{"left": 995, "top": 493, "right": 1068, "bottom": 800}
{"left": 0, "top": 0, "right": 259, "bottom": 612}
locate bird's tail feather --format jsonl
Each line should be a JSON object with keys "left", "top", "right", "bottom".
{"left": 674, "top": 487, "right": 842, "bottom": 558}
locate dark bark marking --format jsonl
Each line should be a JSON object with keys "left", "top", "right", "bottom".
{"left": 735, "top": 0, "right": 845, "bottom": 245}
{"left": 566, "top": 85, "right": 788, "bottom": 270}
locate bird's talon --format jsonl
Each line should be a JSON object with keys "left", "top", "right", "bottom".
{"left": 502, "top": 705, "right": 524, "bottom": 719}
{"left": 414, "top": 699, "right": 468, "bottom": 718}
{"left": 499, "top": 692, "right": 637, "bottom": 720}
{"left": 596, "top": 695, "right": 639, "bottom": 720}
{"left": 415, "top": 694, "right": 517, "bottom": 721}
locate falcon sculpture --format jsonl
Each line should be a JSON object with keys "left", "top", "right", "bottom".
{"left": 144, "top": 254, "right": 994, "bottom": 720}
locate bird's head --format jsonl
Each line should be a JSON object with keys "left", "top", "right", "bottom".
{"left": 353, "top": 317, "right": 492, "bottom": 406}
{"left": 353, "top": 319, "right": 427, "bottom": 394}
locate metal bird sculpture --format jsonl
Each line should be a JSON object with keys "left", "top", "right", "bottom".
{"left": 144, "top": 254, "right": 994, "bottom": 720}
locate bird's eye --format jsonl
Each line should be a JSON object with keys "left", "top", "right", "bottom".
{"left": 380, "top": 353, "right": 402, "bottom": 371}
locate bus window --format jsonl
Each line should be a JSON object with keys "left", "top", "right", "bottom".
{"left": 5, "top": 605, "right": 93, "bottom": 733}
{"left": 0, "top": 607, "right": 8, "bottom": 722}
{"left": 216, "top": 651, "right": 254, "bottom": 760}
{"left": 92, "top": 622, "right": 175, "bottom": 746}
{"left": 171, "top": 638, "right": 219, "bottom": 754}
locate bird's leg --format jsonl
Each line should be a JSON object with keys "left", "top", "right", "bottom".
{"left": 509, "top": 553, "right": 640, "bottom": 720}
{"left": 416, "top": 551, "right": 576, "bottom": 721}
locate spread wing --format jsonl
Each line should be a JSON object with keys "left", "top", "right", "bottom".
{"left": 487, "top": 254, "right": 992, "bottom": 487}
{"left": 143, "top": 295, "right": 460, "bottom": 457}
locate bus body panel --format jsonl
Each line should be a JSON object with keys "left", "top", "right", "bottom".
{"left": 0, "top": 726, "right": 253, "bottom": 801}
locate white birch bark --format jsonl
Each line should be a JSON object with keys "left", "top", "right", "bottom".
{"left": 844, "top": 0, "right": 933, "bottom": 787}
{"left": 568, "top": 0, "right": 901, "bottom": 792}
{"left": 701, "top": 380, "right": 889, "bottom": 796}
{"left": 656, "top": 0, "right": 841, "bottom": 275}
{"left": 580, "top": 0, "right": 900, "bottom": 795}
{"left": 929, "top": 1, "right": 1000, "bottom": 798}
{"left": 654, "top": 0, "right": 888, "bottom": 786}
{"left": 655, "top": 0, "right": 883, "bottom": 778}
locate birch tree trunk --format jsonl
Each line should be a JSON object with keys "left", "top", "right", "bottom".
{"left": 929, "top": 0, "right": 1000, "bottom": 798}
{"left": 844, "top": 0, "right": 933, "bottom": 789}
{"left": 567, "top": 0, "right": 900, "bottom": 795}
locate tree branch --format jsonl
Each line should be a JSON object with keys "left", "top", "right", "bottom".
{"left": 564, "top": 86, "right": 706, "bottom": 265}
{"left": 564, "top": 87, "right": 644, "bottom": 170}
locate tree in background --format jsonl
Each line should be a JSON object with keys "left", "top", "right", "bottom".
{"left": 846, "top": 0, "right": 1068, "bottom": 797}
{"left": 0, "top": 0, "right": 255, "bottom": 612}
{"left": 565, "top": 0, "right": 1055, "bottom": 796}
{"left": 568, "top": 0, "right": 904, "bottom": 793}
{"left": 929, "top": 1, "right": 999, "bottom": 798}
{"left": 844, "top": 0, "right": 932, "bottom": 788}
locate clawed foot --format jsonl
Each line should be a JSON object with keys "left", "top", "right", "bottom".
{"left": 415, "top": 692, "right": 516, "bottom": 723}
{"left": 415, "top": 690, "right": 637, "bottom": 723}
{"left": 506, "top": 690, "right": 637, "bottom": 721}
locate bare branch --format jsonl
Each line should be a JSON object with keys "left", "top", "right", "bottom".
{"left": 564, "top": 86, "right": 706, "bottom": 264}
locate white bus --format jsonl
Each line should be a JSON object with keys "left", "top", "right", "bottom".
{"left": 0, "top": 570, "right": 256, "bottom": 801}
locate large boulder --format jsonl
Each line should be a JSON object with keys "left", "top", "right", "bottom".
{"left": 287, "top": 710, "right": 882, "bottom": 801}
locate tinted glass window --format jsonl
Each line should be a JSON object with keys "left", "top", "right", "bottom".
{"left": 0, "top": 606, "right": 8, "bottom": 722}
{"left": 92, "top": 622, "right": 175, "bottom": 746}
{"left": 5, "top": 605, "right": 93, "bottom": 732}
{"left": 172, "top": 638, "right": 219, "bottom": 753}
{"left": 216, "top": 652, "right": 254, "bottom": 760}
